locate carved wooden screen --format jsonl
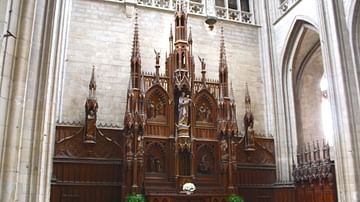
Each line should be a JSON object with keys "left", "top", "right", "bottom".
{"left": 50, "top": 126, "right": 124, "bottom": 202}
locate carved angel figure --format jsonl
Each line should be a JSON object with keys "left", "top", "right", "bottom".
{"left": 154, "top": 49, "right": 160, "bottom": 65}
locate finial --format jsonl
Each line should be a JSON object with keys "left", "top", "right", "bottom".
{"left": 89, "top": 65, "right": 96, "bottom": 98}
{"left": 127, "top": 77, "right": 132, "bottom": 93}
{"left": 230, "top": 82, "right": 235, "bottom": 102}
{"left": 245, "top": 83, "right": 251, "bottom": 105}
{"left": 169, "top": 24, "right": 173, "bottom": 39}
{"left": 131, "top": 10, "right": 141, "bottom": 59}
{"left": 188, "top": 27, "right": 192, "bottom": 43}
{"left": 219, "top": 27, "right": 227, "bottom": 72}
{"left": 140, "top": 75, "right": 145, "bottom": 95}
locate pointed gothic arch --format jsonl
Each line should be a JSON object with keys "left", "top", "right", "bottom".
{"left": 145, "top": 85, "right": 169, "bottom": 123}
{"left": 145, "top": 141, "right": 166, "bottom": 174}
{"left": 281, "top": 18, "right": 332, "bottom": 152}
{"left": 193, "top": 89, "right": 217, "bottom": 125}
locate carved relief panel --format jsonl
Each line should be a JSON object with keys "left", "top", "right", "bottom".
{"left": 146, "top": 86, "right": 169, "bottom": 123}
{"left": 145, "top": 140, "right": 167, "bottom": 175}
{"left": 194, "top": 91, "right": 217, "bottom": 126}
{"left": 194, "top": 141, "right": 218, "bottom": 178}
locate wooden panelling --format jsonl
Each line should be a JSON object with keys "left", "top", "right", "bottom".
{"left": 147, "top": 194, "right": 228, "bottom": 202}
{"left": 51, "top": 159, "right": 123, "bottom": 202}
{"left": 145, "top": 124, "right": 169, "bottom": 137}
{"left": 236, "top": 165, "right": 276, "bottom": 185}
{"left": 51, "top": 184, "right": 121, "bottom": 202}
{"left": 193, "top": 127, "right": 217, "bottom": 139}
{"left": 273, "top": 185, "right": 296, "bottom": 202}
{"left": 51, "top": 126, "right": 125, "bottom": 202}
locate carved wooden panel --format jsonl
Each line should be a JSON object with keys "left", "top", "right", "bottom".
{"left": 144, "top": 138, "right": 174, "bottom": 181}
{"left": 51, "top": 158, "right": 123, "bottom": 202}
{"left": 55, "top": 126, "right": 123, "bottom": 159}
{"left": 195, "top": 144, "right": 215, "bottom": 176}
{"left": 145, "top": 124, "right": 169, "bottom": 137}
{"left": 51, "top": 126, "right": 124, "bottom": 202}
{"left": 193, "top": 89, "right": 217, "bottom": 127}
{"left": 295, "top": 177, "right": 337, "bottom": 202}
{"left": 145, "top": 141, "right": 167, "bottom": 175}
{"left": 146, "top": 86, "right": 169, "bottom": 123}
{"left": 273, "top": 185, "right": 296, "bottom": 202}
{"left": 236, "top": 137, "right": 275, "bottom": 165}
{"left": 237, "top": 186, "right": 274, "bottom": 202}
{"left": 193, "top": 127, "right": 217, "bottom": 139}
{"left": 236, "top": 165, "right": 276, "bottom": 185}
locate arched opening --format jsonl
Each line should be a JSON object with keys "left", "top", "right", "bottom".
{"left": 283, "top": 21, "right": 334, "bottom": 150}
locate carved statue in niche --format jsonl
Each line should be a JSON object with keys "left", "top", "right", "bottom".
{"left": 220, "top": 137, "right": 229, "bottom": 161}
{"left": 147, "top": 97, "right": 165, "bottom": 120}
{"left": 197, "top": 103, "right": 211, "bottom": 122}
{"left": 155, "top": 99, "right": 164, "bottom": 115}
{"left": 243, "top": 110, "right": 255, "bottom": 148}
{"left": 178, "top": 92, "right": 191, "bottom": 126}
{"left": 147, "top": 100, "right": 156, "bottom": 119}
{"left": 198, "top": 154, "right": 211, "bottom": 174}
{"left": 148, "top": 155, "right": 162, "bottom": 173}
{"left": 126, "top": 133, "right": 133, "bottom": 155}
{"left": 137, "top": 136, "right": 144, "bottom": 156}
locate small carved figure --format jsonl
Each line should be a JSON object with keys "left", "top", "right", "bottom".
{"left": 198, "top": 56, "right": 206, "bottom": 70}
{"left": 137, "top": 136, "right": 144, "bottom": 156}
{"left": 178, "top": 92, "right": 191, "bottom": 125}
{"left": 126, "top": 133, "right": 133, "bottom": 154}
{"left": 156, "top": 100, "right": 164, "bottom": 116}
{"left": 243, "top": 109, "right": 255, "bottom": 148}
{"left": 220, "top": 138, "right": 229, "bottom": 161}
{"left": 86, "top": 99, "right": 98, "bottom": 119}
{"left": 198, "top": 154, "right": 211, "bottom": 174}
{"left": 197, "top": 103, "right": 210, "bottom": 122}
{"left": 149, "top": 156, "right": 162, "bottom": 172}
{"left": 147, "top": 100, "right": 155, "bottom": 119}
{"left": 154, "top": 49, "right": 160, "bottom": 65}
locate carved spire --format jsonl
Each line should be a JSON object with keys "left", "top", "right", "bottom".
{"left": 245, "top": 82, "right": 251, "bottom": 110}
{"left": 89, "top": 65, "right": 96, "bottom": 98}
{"left": 219, "top": 27, "right": 228, "bottom": 97}
{"left": 188, "top": 27, "right": 193, "bottom": 55}
{"left": 230, "top": 82, "right": 236, "bottom": 107}
{"left": 169, "top": 24, "right": 173, "bottom": 53}
{"left": 130, "top": 11, "right": 141, "bottom": 89}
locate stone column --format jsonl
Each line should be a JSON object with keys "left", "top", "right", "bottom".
{"left": 316, "top": 0, "right": 360, "bottom": 201}
{"left": 0, "top": 0, "right": 21, "bottom": 184}
{"left": 0, "top": 0, "right": 37, "bottom": 201}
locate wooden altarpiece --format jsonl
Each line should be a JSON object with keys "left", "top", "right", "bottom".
{"left": 50, "top": 1, "right": 305, "bottom": 201}
{"left": 121, "top": 3, "right": 269, "bottom": 201}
